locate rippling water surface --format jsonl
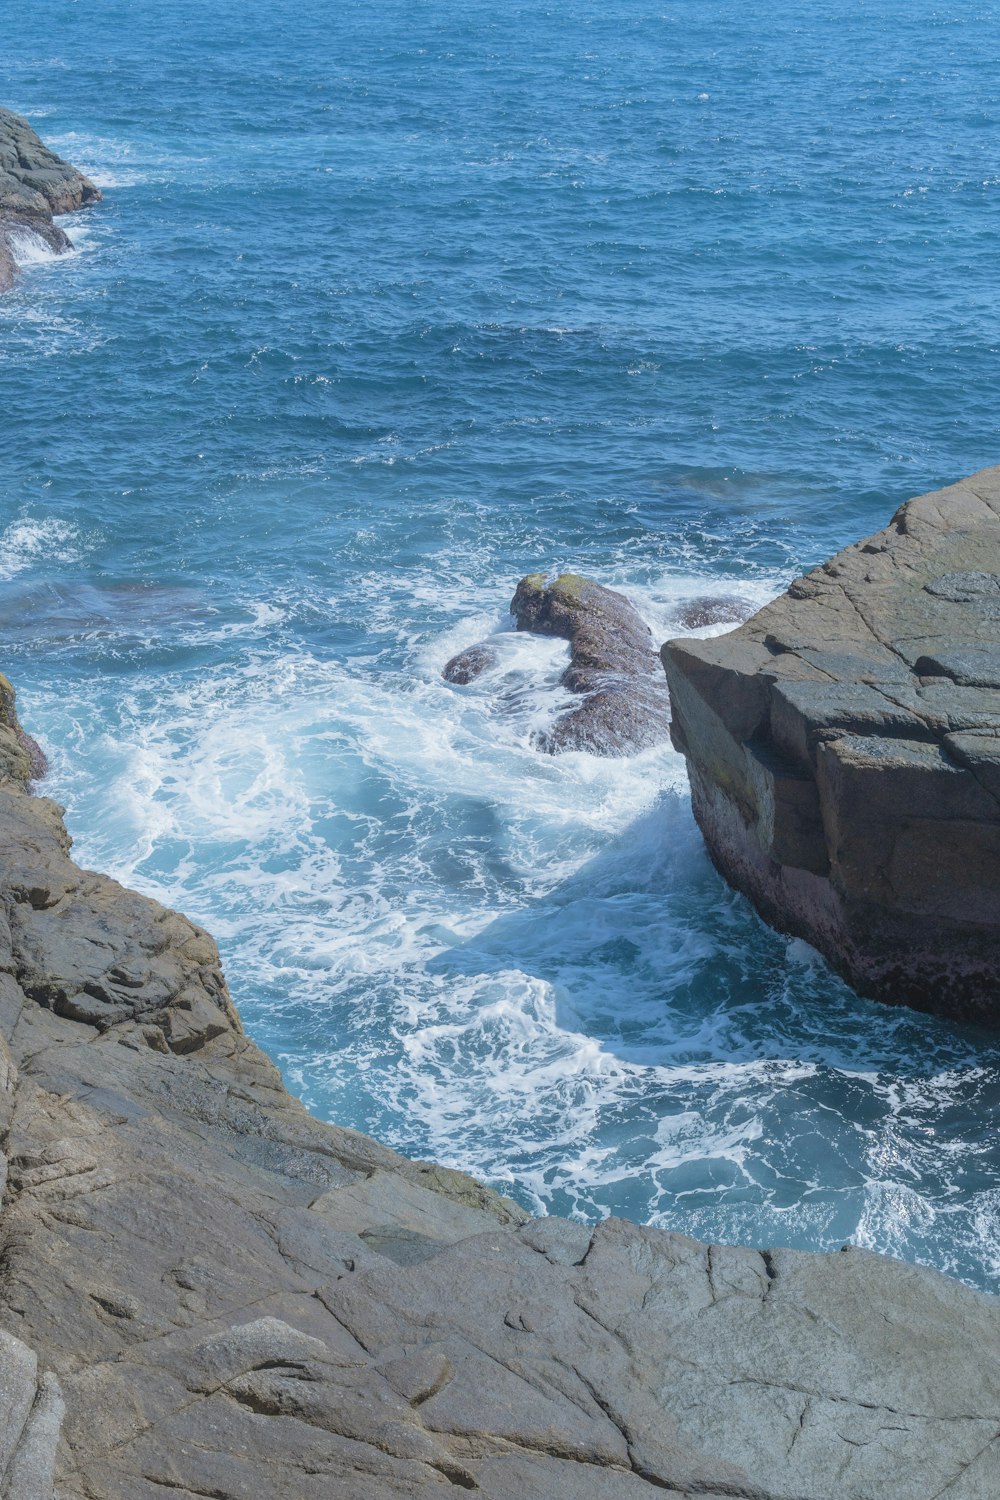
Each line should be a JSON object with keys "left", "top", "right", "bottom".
{"left": 4, "top": 0, "right": 1000, "bottom": 1288}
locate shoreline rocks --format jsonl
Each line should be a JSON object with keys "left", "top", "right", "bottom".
{"left": 671, "top": 594, "right": 754, "bottom": 630}
{"left": 662, "top": 467, "right": 1000, "bottom": 1025}
{"left": 0, "top": 108, "right": 100, "bottom": 290}
{"left": 1, "top": 673, "right": 999, "bottom": 1496}
{"left": 442, "top": 642, "right": 500, "bottom": 684}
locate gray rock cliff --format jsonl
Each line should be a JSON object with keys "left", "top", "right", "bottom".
{"left": 0, "top": 109, "right": 100, "bottom": 291}
{"left": 661, "top": 467, "right": 1000, "bottom": 1024}
{"left": 0, "top": 670, "right": 999, "bottom": 1497}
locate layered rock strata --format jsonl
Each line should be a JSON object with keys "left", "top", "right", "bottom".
{"left": 1, "top": 672, "right": 1000, "bottom": 1497}
{"left": 0, "top": 108, "right": 100, "bottom": 290}
{"left": 662, "top": 467, "right": 1000, "bottom": 1023}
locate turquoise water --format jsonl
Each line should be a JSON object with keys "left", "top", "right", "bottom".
{"left": 4, "top": 0, "right": 1000, "bottom": 1289}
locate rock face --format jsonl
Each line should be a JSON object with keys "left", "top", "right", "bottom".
{"left": 662, "top": 467, "right": 1000, "bottom": 1024}
{"left": 510, "top": 572, "right": 671, "bottom": 754}
{"left": 0, "top": 108, "right": 100, "bottom": 290}
{"left": 2, "top": 673, "right": 1000, "bottom": 1498}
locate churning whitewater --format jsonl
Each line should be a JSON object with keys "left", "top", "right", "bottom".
{"left": 4, "top": 0, "right": 1000, "bottom": 1291}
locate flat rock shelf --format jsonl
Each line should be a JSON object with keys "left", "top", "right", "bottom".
{"left": 662, "top": 466, "right": 1000, "bottom": 1026}
{"left": 0, "top": 660, "right": 999, "bottom": 1496}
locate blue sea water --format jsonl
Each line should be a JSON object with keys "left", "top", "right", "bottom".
{"left": 4, "top": 0, "right": 1000, "bottom": 1288}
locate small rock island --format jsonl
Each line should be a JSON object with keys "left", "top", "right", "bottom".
{"left": 444, "top": 571, "right": 671, "bottom": 756}
{"left": 663, "top": 467, "right": 1000, "bottom": 1025}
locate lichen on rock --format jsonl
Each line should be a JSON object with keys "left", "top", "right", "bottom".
{"left": 509, "top": 571, "right": 672, "bottom": 755}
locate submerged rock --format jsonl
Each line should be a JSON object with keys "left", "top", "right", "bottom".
{"left": 672, "top": 593, "right": 754, "bottom": 630}
{"left": 0, "top": 671, "right": 999, "bottom": 1497}
{"left": 510, "top": 571, "right": 671, "bottom": 754}
{"left": 662, "top": 466, "right": 1000, "bottom": 1025}
{"left": 442, "top": 642, "right": 499, "bottom": 684}
{"left": 0, "top": 107, "right": 101, "bottom": 290}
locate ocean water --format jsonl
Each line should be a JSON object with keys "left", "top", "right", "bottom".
{"left": 4, "top": 0, "right": 1000, "bottom": 1290}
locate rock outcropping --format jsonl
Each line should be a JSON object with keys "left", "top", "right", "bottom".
{"left": 512, "top": 573, "right": 668, "bottom": 756}
{"left": 662, "top": 467, "right": 1000, "bottom": 1024}
{"left": 671, "top": 595, "right": 754, "bottom": 630}
{"left": 510, "top": 572, "right": 671, "bottom": 754}
{"left": 1, "top": 671, "right": 1000, "bottom": 1497}
{"left": 0, "top": 109, "right": 100, "bottom": 290}
{"left": 443, "top": 573, "right": 671, "bottom": 755}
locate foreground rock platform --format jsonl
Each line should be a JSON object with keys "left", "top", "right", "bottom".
{"left": 662, "top": 467, "right": 1000, "bottom": 1024}
{"left": 0, "top": 108, "right": 100, "bottom": 290}
{"left": 0, "top": 673, "right": 999, "bottom": 1498}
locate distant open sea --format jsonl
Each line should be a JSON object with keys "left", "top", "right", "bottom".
{"left": 4, "top": 0, "right": 1000, "bottom": 1289}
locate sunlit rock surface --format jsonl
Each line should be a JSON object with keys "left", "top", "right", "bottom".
{"left": 662, "top": 467, "right": 1000, "bottom": 1024}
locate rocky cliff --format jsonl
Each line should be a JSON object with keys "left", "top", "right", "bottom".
{"left": 0, "top": 110, "right": 100, "bottom": 290}
{"left": 662, "top": 468, "right": 1000, "bottom": 1025}
{"left": 1, "top": 674, "right": 999, "bottom": 1498}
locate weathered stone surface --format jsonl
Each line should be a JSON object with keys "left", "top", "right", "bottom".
{"left": 0, "top": 108, "right": 100, "bottom": 291}
{"left": 0, "top": 673, "right": 998, "bottom": 1498}
{"left": 662, "top": 466, "right": 1000, "bottom": 1022}
{"left": 509, "top": 572, "right": 671, "bottom": 754}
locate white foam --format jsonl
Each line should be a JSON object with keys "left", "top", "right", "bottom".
{"left": 7, "top": 228, "right": 64, "bottom": 267}
{"left": 0, "top": 518, "right": 80, "bottom": 580}
{"left": 45, "top": 131, "right": 148, "bottom": 188}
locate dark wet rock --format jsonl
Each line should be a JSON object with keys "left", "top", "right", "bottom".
{"left": 443, "top": 643, "right": 499, "bottom": 684}
{"left": 672, "top": 594, "right": 754, "bottom": 630}
{"left": 0, "top": 674, "right": 999, "bottom": 1497}
{"left": 16, "top": 727, "right": 48, "bottom": 783}
{"left": 661, "top": 466, "right": 1000, "bottom": 1025}
{"left": 0, "top": 107, "right": 100, "bottom": 290}
{"left": 0, "top": 108, "right": 100, "bottom": 216}
{"left": 510, "top": 571, "right": 671, "bottom": 755}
